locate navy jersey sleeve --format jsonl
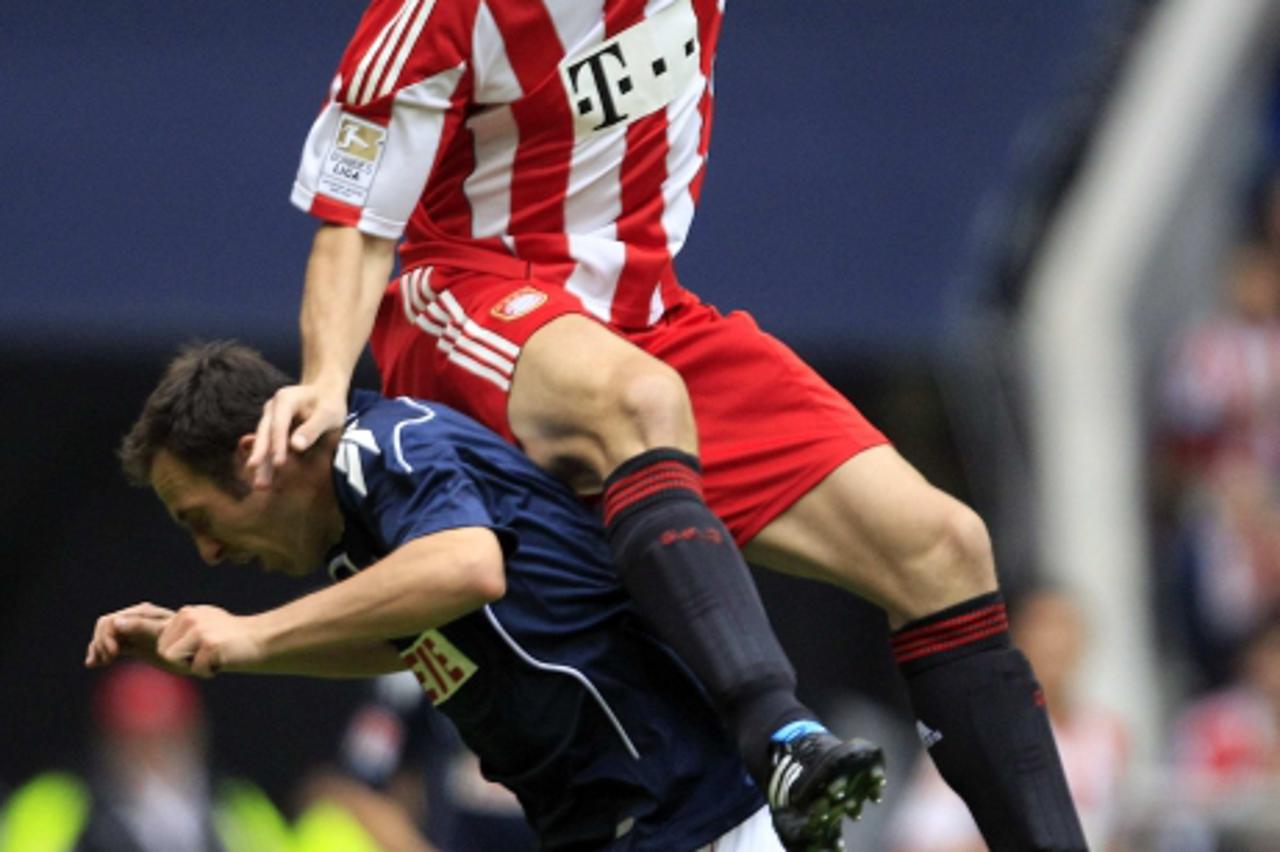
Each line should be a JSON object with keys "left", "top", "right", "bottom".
{"left": 336, "top": 399, "right": 516, "bottom": 554}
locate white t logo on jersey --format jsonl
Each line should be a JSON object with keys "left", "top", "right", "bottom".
{"left": 559, "top": 0, "right": 700, "bottom": 137}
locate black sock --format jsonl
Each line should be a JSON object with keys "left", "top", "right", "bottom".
{"left": 603, "top": 448, "right": 813, "bottom": 789}
{"left": 892, "top": 592, "right": 1087, "bottom": 851}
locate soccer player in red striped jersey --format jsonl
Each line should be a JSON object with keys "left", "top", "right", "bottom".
{"left": 249, "top": 2, "right": 1086, "bottom": 848}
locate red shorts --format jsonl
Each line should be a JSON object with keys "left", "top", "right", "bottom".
{"left": 372, "top": 264, "right": 888, "bottom": 544}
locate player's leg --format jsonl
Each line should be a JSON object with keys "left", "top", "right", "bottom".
{"left": 510, "top": 314, "right": 882, "bottom": 794}
{"left": 628, "top": 303, "right": 1083, "bottom": 850}
{"left": 374, "top": 274, "right": 883, "bottom": 842}
{"left": 744, "top": 449, "right": 1087, "bottom": 851}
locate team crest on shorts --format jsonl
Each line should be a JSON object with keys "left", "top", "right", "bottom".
{"left": 491, "top": 286, "right": 548, "bottom": 321}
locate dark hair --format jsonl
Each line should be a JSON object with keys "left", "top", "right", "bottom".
{"left": 119, "top": 341, "right": 291, "bottom": 495}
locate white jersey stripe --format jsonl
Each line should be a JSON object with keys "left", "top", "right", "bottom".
{"left": 451, "top": 331, "right": 515, "bottom": 376}
{"left": 462, "top": 317, "right": 519, "bottom": 360}
{"left": 425, "top": 300, "right": 452, "bottom": 328}
{"left": 400, "top": 271, "right": 520, "bottom": 385}
{"left": 660, "top": 82, "right": 703, "bottom": 259}
{"left": 439, "top": 290, "right": 521, "bottom": 358}
{"left": 445, "top": 348, "right": 512, "bottom": 390}
{"left": 378, "top": 0, "right": 439, "bottom": 101}
{"left": 403, "top": 285, "right": 446, "bottom": 335}
{"left": 348, "top": 0, "right": 413, "bottom": 105}
{"left": 463, "top": 105, "right": 519, "bottom": 238}
{"left": 563, "top": 233, "right": 626, "bottom": 322}
{"left": 543, "top": 0, "right": 605, "bottom": 62}
{"left": 360, "top": 0, "right": 423, "bottom": 106}
{"left": 432, "top": 306, "right": 515, "bottom": 375}
{"left": 407, "top": 267, "right": 431, "bottom": 312}
{"left": 470, "top": 2, "right": 522, "bottom": 104}
{"left": 401, "top": 293, "right": 511, "bottom": 391}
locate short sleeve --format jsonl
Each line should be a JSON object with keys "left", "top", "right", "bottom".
{"left": 361, "top": 435, "right": 504, "bottom": 550}
{"left": 290, "top": 0, "right": 477, "bottom": 238}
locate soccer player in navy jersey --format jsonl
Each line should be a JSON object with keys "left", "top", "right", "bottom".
{"left": 86, "top": 341, "right": 882, "bottom": 851}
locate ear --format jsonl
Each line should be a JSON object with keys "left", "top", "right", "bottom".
{"left": 235, "top": 434, "right": 256, "bottom": 466}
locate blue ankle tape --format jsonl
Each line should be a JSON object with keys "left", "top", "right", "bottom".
{"left": 771, "top": 720, "right": 828, "bottom": 743}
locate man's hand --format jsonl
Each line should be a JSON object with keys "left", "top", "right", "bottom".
{"left": 156, "top": 605, "right": 265, "bottom": 679}
{"left": 247, "top": 383, "right": 348, "bottom": 489}
{"left": 85, "top": 602, "right": 180, "bottom": 671}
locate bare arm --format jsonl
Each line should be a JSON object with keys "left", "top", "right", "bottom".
{"left": 249, "top": 223, "right": 397, "bottom": 488}
{"left": 156, "top": 527, "right": 506, "bottom": 678}
{"left": 84, "top": 602, "right": 402, "bottom": 678}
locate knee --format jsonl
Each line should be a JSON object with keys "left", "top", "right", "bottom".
{"left": 612, "top": 363, "right": 695, "bottom": 453}
{"left": 893, "top": 501, "right": 997, "bottom": 622}
{"left": 515, "top": 356, "right": 695, "bottom": 488}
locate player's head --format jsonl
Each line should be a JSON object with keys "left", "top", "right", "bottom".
{"left": 120, "top": 341, "right": 339, "bottom": 576}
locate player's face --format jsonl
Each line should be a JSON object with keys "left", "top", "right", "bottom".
{"left": 149, "top": 449, "right": 318, "bottom": 577}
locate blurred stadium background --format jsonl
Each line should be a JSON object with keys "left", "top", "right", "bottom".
{"left": 5, "top": 0, "right": 1280, "bottom": 848}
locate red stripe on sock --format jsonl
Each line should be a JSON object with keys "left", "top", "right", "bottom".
{"left": 890, "top": 606, "right": 1008, "bottom": 652}
{"left": 891, "top": 604, "right": 1008, "bottom": 663}
{"left": 608, "top": 460, "right": 701, "bottom": 492}
{"left": 607, "top": 465, "right": 702, "bottom": 505}
{"left": 890, "top": 603, "right": 1006, "bottom": 650}
{"left": 603, "top": 462, "right": 703, "bottom": 526}
{"left": 892, "top": 621, "right": 1010, "bottom": 665}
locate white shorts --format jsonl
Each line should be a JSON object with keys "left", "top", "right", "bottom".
{"left": 698, "top": 806, "right": 785, "bottom": 851}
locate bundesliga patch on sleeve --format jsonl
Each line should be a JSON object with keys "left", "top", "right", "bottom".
{"left": 318, "top": 113, "right": 388, "bottom": 206}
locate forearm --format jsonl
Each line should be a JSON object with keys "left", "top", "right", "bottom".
{"left": 249, "top": 529, "right": 504, "bottom": 668}
{"left": 239, "top": 640, "right": 405, "bottom": 678}
{"left": 299, "top": 224, "right": 397, "bottom": 391}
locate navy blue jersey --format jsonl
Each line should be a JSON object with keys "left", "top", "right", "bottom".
{"left": 327, "top": 391, "right": 762, "bottom": 851}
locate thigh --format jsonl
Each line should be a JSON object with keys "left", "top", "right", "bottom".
{"left": 371, "top": 265, "right": 585, "bottom": 441}
{"left": 742, "top": 444, "right": 988, "bottom": 622}
{"left": 373, "top": 264, "right": 695, "bottom": 490}
{"left": 629, "top": 302, "right": 888, "bottom": 544}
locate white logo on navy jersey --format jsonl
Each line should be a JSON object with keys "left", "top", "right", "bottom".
{"left": 336, "top": 425, "right": 381, "bottom": 497}
{"left": 916, "top": 720, "right": 944, "bottom": 749}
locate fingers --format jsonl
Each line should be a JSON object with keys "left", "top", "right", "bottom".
{"left": 289, "top": 409, "right": 328, "bottom": 454}
{"left": 269, "top": 392, "right": 296, "bottom": 471}
{"left": 154, "top": 606, "right": 237, "bottom": 679}
{"left": 249, "top": 396, "right": 278, "bottom": 489}
{"left": 282, "top": 388, "right": 350, "bottom": 455}
{"left": 156, "top": 613, "right": 196, "bottom": 671}
{"left": 190, "top": 645, "right": 222, "bottom": 679}
{"left": 120, "top": 601, "right": 176, "bottom": 622}
{"left": 85, "top": 613, "right": 120, "bottom": 668}
{"left": 85, "top": 600, "right": 185, "bottom": 669}
{"left": 115, "top": 613, "right": 167, "bottom": 646}
{"left": 246, "top": 384, "right": 351, "bottom": 489}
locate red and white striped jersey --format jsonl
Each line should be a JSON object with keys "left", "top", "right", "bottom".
{"left": 291, "top": 0, "right": 723, "bottom": 329}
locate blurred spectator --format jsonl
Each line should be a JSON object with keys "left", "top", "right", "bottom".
{"left": 0, "top": 663, "right": 291, "bottom": 852}
{"left": 299, "top": 671, "right": 534, "bottom": 852}
{"left": 1159, "top": 237, "right": 1280, "bottom": 685}
{"left": 883, "top": 586, "right": 1129, "bottom": 851}
{"left": 1163, "top": 607, "right": 1280, "bottom": 848}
